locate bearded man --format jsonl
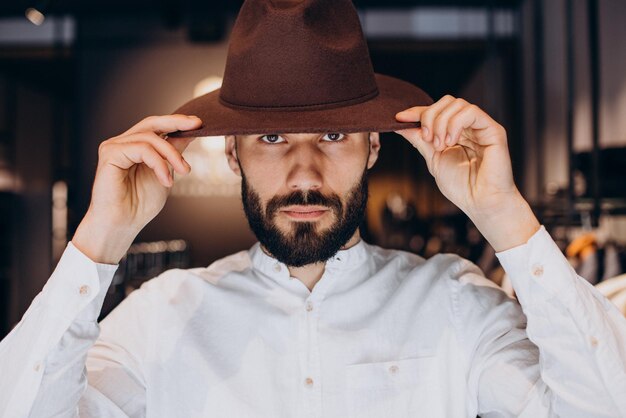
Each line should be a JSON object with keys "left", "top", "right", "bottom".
{"left": 1, "top": 0, "right": 625, "bottom": 417}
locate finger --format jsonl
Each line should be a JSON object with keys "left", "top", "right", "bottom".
{"left": 448, "top": 104, "right": 503, "bottom": 147}
{"left": 101, "top": 142, "right": 174, "bottom": 187}
{"left": 421, "top": 95, "right": 457, "bottom": 144}
{"left": 121, "top": 114, "right": 202, "bottom": 137}
{"left": 113, "top": 132, "right": 191, "bottom": 175}
{"left": 397, "top": 95, "right": 456, "bottom": 143}
{"left": 395, "top": 128, "right": 435, "bottom": 173}
{"left": 395, "top": 106, "right": 427, "bottom": 125}
{"left": 432, "top": 98, "right": 469, "bottom": 152}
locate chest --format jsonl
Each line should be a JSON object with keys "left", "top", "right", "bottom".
{"left": 142, "top": 288, "right": 470, "bottom": 418}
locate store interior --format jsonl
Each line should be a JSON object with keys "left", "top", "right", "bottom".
{"left": 1, "top": 0, "right": 625, "bottom": 337}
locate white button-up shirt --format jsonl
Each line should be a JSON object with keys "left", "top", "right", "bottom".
{"left": 1, "top": 226, "right": 625, "bottom": 417}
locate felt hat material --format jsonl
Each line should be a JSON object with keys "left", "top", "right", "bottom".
{"left": 170, "top": 0, "right": 432, "bottom": 137}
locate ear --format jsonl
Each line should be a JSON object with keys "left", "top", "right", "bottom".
{"left": 366, "top": 132, "right": 381, "bottom": 169}
{"left": 224, "top": 135, "right": 241, "bottom": 176}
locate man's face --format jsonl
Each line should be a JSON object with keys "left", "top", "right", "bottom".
{"left": 225, "top": 132, "right": 380, "bottom": 267}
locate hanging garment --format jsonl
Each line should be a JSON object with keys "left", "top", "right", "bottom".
{"left": 602, "top": 243, "right": 624, "bottom": 281}
{"left": 609, "top": 288, "right": 626, "bottom": 317}
{"left": 566, "top": 233, "right": 599, "bottom": 284}
{"left": 595, "top": 273, "right": 626, "bottom": 299}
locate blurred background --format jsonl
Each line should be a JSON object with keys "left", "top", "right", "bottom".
{"left": 1, "top": 0, "right": 626, "bottom": 338}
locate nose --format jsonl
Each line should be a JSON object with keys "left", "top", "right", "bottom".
{"left": 285, "top": 145, "right": 323, "bottom": 192}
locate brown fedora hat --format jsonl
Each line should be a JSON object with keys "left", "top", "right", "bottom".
{"left": 169, "top": 0, "right": 432, "bottom": 138}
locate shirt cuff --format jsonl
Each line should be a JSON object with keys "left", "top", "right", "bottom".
{"left": 494, "top": 225, "right": 581, "bottom": 309}
{"left": 40, "top": 241, "right": 120, "bottom": 322}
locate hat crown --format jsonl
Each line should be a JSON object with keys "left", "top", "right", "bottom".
{"left": 219, "top": 0, "right": 379, "bottom": 111}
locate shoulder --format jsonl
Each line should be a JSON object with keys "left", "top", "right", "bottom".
{"left": 366, "top": 243, "right": 493, "bottom": 288}
{"left": 363, "top": 243, "right": 426, "bottom": 277}
{"left": 420, "top": 253, "right": 525, "bottom": 342}
{"left": 368, "top": 243, "right": 514, "bottom": 314}
{"left": 423, "top": 252, "right": 513, "bottom": 311}
{"left": 132, "top": 249, "right": 252, "bottom": 304}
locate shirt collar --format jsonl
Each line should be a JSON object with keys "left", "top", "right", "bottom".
{"left": 248, "top": 240, "right": 370, "bottom": 282}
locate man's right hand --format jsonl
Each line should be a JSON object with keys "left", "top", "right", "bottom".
{"left": 71, "top": 115, "right": 202, "bottom": 264}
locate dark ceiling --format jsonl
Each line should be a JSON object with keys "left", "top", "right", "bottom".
{"left": 1, "top": 0, "right": 524, "bottom": 18}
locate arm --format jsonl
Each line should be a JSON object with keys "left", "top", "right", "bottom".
{"left": 1, "top": 242, "right": 156, "bottom": 418}
{"left": 395, "top": 97, "right": 626, "bottom": 416}
{"left": 495, "top": 225, "right": 626, "bottom": 416}
{"left": 0, "top": 115, "right": 200, "bottom": 417}
{"left": 0, "top": 242, "right": 123, "bottom": 417}
{"left": 454, "top": 226, "right": 626, "bottom": 417}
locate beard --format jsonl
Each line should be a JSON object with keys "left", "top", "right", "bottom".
{"left": 241, "top": 170, "right": 369, "bottom": 267}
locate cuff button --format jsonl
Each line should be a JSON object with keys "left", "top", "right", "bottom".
{"left": 531, "top": 264, "right": 544, "bottom": 277}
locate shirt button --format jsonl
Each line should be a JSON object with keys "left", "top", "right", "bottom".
{"left": 590, "top": 336, "right": 599, "bottom": 347}
{"left": 389, "top": 365, "right": 399, "bottom": 374}
{"left": 305, "top": 301, "right": 314, "bottom": 312}
{"left": 79, "top": 285, "right": 91, "bottom": 296}
{"left": 304, "top": 377, "right": 314, "bottom": 387}
{"left": 33, "top": 361, "right": 41, "bottom": 372}
{"left": 273, "top": 264, "right": 282, "bottom": 273}
{"left": 531, "top": 264, "right": 544, "bottom": 277}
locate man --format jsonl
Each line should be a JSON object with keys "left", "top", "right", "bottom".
{"left": 1, "top": 0, "right": 625, "bottom": 417}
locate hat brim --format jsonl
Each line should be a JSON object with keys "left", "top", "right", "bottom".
{"left": 168, "top": 73, "right": 432, "bottom": 138}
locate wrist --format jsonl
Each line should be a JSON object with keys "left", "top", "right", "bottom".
{"left": 467, "top": 193, "right": 541, "bottom": 253}
{"left": 71, "top": 214, "right": 140, "bottom": 264}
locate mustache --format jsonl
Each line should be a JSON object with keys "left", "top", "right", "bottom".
{"left": 265, "top": 190, "right": 343, "bottom": 219}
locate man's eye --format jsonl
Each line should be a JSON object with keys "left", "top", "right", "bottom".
{"left": 260, "top": 134, "right": 285, "bottom": 144}
{"left": 322, "top": 133, "right": 345, "bottom": 142}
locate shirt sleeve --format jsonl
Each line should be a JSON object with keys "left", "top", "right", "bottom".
{"left": 0, "top": 242, "right": 120, "bottom": 417}
{"left": 457, "top": 225, "right": 626, "bottom": 417}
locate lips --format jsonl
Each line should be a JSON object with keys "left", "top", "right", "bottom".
{"left": 280, "top": 206, "right": 329, "bottom": 220}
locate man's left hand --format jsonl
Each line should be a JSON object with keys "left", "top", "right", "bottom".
{"left": 394, "top": 95, "right": 540, "bottom": 252}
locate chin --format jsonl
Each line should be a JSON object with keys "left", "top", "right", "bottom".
{"left": 283, "top": 219, "right": 334, "bottom": 236}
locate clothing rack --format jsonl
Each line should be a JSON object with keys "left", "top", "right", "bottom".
{"left": 534, "top": 0, "right": 626, "bottom": 228}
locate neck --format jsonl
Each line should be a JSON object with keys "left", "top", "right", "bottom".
{"left": 263, "top": 231, "right": 362, "bottom": 292}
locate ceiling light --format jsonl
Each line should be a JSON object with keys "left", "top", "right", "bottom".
{"left": 25, "top": 7, "right": 45, "bottom": 26}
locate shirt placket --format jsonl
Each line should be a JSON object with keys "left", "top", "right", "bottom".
{"left": 297, "top": 271, "right": 334, "bottom": 418}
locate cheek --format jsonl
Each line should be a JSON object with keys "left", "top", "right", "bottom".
{"left": 320, "top": 176, "right": 362, "bottom": 212}
{"left": 241, "top": 160, "right": 286, "bottom": 200}
{"left": 324, "top": 140, "right": 369, "bottom": 174}
{"left": 325, "top": 157, "right": 366, "bottom": 191}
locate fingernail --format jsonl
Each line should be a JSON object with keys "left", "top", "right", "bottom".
{"left": 434, "top": 135, "right": 440, "bottom": 147}
{"left": 188, "top": 115, "right": 200, "bottom": 120}
{"left": 445, "top": 134, "right": 451, "bottom": 145}
{"left": 182, "top": 158, "right": 190, "bottom": 169}
{"left": 422, "top": 126, "right": 429, "bottom": 138}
